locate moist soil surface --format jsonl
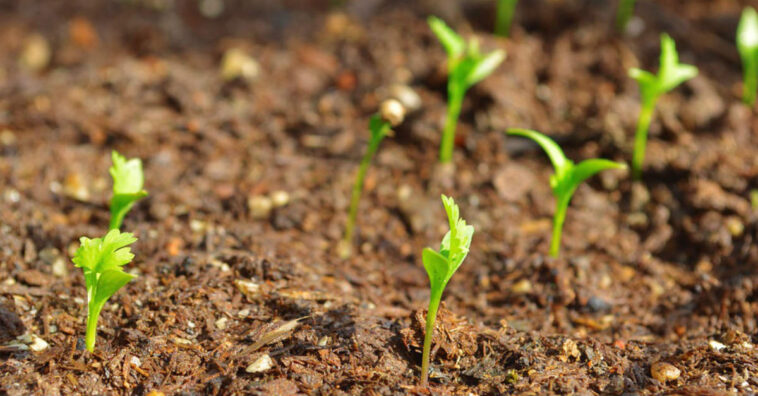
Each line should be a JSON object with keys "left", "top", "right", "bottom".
{"left": 1, "top": 0, "right": 758, "bottom": 394}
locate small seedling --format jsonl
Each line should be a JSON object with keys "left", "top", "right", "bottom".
{"left": 507, "top": 129, "right": 626, "bottom": 258}
{"left": 420, "top": 195, "right": 474, "bottom": 385}
{"left": 72, "top": 229, "right": 138, "bottom": 352}
{"left": 109, "top": 151, "right": 148, "bottom": 230}
{"left": 341, "top": 100, "right": 405, "bottom": 258}
{"left": 616, "top": 0, "right": 636, "bottom": 32}
{"left": 428, "top": 16, "right": 505, "bottom": 163}
{"left": 495, "top": 0, "right": 518, "bottom": 37}
{"left": 629, "top": 34, "right": 697, "bottom": 180}
{"left": 738, "top": 7, "right": 758, "bottom": 106}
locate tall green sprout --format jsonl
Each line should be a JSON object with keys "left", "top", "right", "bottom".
{"left": 73, "top": 229, "right": 138, "bottom": 352}
{"left": 420, "top": 195, "right": 474, "bottom": 385}
{"left": 428, "top": 16, "right": 505, "bottom": 163}
{"left": 495, "top": 0, "right": 518, "bottom": 37}
{"left": 629, "top": 34, "right": 697, "bottom": 180}
{"left": 341, "top": 100, "right": 404, "bottom": 258}
{"left": 508, "top": 129, "right": 626, "bottom": 258}
{"left": 738, "top": 7, "right": 758, "bottom": 106}
{"left": 616, "top": 0, "right": 636, "bottom": 32}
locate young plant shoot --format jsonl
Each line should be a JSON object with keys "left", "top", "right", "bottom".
{"left": 616, "top": 0, "right": 636, "bottom": 32}
{"left": 341, "top": 99, "right": 405, "bottom": 258}
{"left": 507, "top": 129, "right": 626, "bottom": 258}
{"left": 420, "top": 195, "right": 474, "bottom": 385}
{"left": 629, "top": 34, "right": 697, "bottom": 180}
{"left": 109, "top": 151, "right": 147, "bottom": 230}
{"left": 738, "top": 7, "right": 758, "bottom": 106}
{"left": 495, "top": 0, "right": 518, "bottom": 37}
{"left": 428, "top": 16, "right": 505, "bottom": 163}
{"left": 72, "top": 229, "right": 138, "bottom": 352}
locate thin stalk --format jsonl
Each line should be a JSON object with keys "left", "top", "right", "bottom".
{"left": 495, "top": 0, "right": 518, "bottom": 37}
{"left": 343, "top": 125, "right": 388, "bottom": 248}
{"left": 616, "top": 0, "right": 636, "bottom": 32}
{"left": 420, "top": 288, "right": 443, "bottom": 386}
{"left": 549, "top": 195, "right": 570, "bottom": 258}
{"left": 439, "top": 86, "right": 464, "bottom": 163}
{"left": 85, "top": 302, "right": 102, "bottom": 352}
{"left": 744, "top": 55, "right": 757, "bottom": 106}
{"left": 632, "top": 99, "right": 656, "bottom": 180}
{"left": 109, "top": 203, "right": 128, "bottom": 231}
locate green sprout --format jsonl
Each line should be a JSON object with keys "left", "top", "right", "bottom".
{"left": 629, "top": 34, "right": 697, "bottom": 180}
{"left": 109, "top": 151, "right": 148, "bottom": 230}
{"left": 428, "top": 16, "right": 505, "bottom": 163}
{"left": 340, "top": 100, "right": 404, "bottom": 258}
{"left": 420, "top": 195, "right": 474, "bottom": 385}
{"left": 616, "top": 0, "right": 636, "bottom": 32}
{"left": 495, "top": 0, "right": 518, "bottom": 37}
{"left": 738, "top": 7, "right": 758, "bottom": 106}
{"left": 507, "top": 129, "right": 626, "bottom": 258}
{"left": 72, "top": 229, "right": 138, "bottom": 352}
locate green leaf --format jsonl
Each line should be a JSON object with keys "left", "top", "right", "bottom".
{"left": 657, "top": 34, "right": 698, "bottom": 93}
{"left": 93, "top": 269, "right": 136, "bottom": 311}
{"left": 422, "top": 247, "right": 450, "bottom": 290}
{"left": 507, "top": 128, "right": 569, "bottom": 173}
{"left": 423, "top": 195, "right": 474, "bottom": 291}
{"left": 110, "top": 151, "right": 145, "bottom": 195}
{"left": 428, "top": 16, "right": 465, "bottom": 59}
{"left": 569, "top": 159, "right": 627, "bottom": 190}
{"left": 738, "top": 7, "right": 758, "bottom": 54}
{"left": 109, "top": 151, "right": 148, "bottom": 230}
{"left": 465, "top": 49, "right": 506, "bottom": 88}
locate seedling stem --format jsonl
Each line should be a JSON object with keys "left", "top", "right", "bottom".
{"left": 495, "top": 0, "right": 518, "bottom": 37}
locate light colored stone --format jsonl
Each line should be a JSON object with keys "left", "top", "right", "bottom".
{"left": 246, "top": 354, "right": 274, "bottom": 373}
{"left": 651, "top": 361, "right": 680, "bottom": 382}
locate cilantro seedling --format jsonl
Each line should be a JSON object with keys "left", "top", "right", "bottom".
{"left": 420, "top": 195, "right": 474, "bottom": 385}
{"left": 495, "top": 0, "right": 518, "bottom": 37}
{"left": 507, "top": 129, "right": 626, "bottom": 258}
{"left": 341, "top": 100, "right": 404, "bottom": 258}
{"left": 629, "top": 34, "right": 697, "bottom": 180}
{"left": 428, "top": 16, "right": 505, "bottom": 163}
{"left": 109, "top": 151, "right": 148, "bottom": 230}
{"left": 738, "top": 7, "right": 758, "bottom": 106}
{"left": 616, "top": 0, "right": 636, "bottom": 32}
{"left": 72, "top": 229, "right": 138, "bottom": 352}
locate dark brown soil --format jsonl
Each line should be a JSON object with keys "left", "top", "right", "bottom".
{"left": 1, "top": 0, "right": 757, "bottom": 394}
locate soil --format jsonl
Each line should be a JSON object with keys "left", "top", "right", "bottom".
{"left": 1, "top": 0, "right": 757, "bottom": 394}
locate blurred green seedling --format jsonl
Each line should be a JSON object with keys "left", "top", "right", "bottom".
{"left": 495, "top": 0, "right": 518, "bottom": 37}
{"left": 73, "top": 229, "right": 138, "bottom": 352}
{"left": 109, "top": 151, "right": 147, "bottom": 230}
{"left": 629, "top": 34, "right": 697, "bottom": 179}
{"left": 341, "top": 100, "right": 405, "bottom": 258}
{"left": 420, "top": 195, "right": 474, "bottom": 385}
{"left": 738, "top": 7, "right": 758, "bottom": 106}
{"left": 508, "top": 129, "right": 626, "bottom": 258}
{"left": 428, "top": 16, "right": 505, "bottom": 163}
{"left": 617, "top": 0, "right": 636, "bottom": 32}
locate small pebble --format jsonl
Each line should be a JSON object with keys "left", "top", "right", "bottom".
{"left": 650, "top": 361, "right": 681, "bottom": 382}
{"left": 709, "top": 340, "right": 726, "bottom": 352}
{"left": 220, "top": 48, "right": 260, "bottom": 82}
{"left": 215, "top": 317, "right": 228, "bottom": 330}
{"left": 234, "top": 279, "right": 261, "bottom": 300}
{"left": 248, "top": 195, "right": 272, "bottom": 219}
{"left": 510, "top": 279, "right": 532, "bottom": 294}
{"left": 246, "top": 354, "right": 274, "bottom": 373}
{"left": 270, "top": 190, "right": 290, "bottom": 208}
{"left": 20, "top": 34, "right": 51, "bottom": 72}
